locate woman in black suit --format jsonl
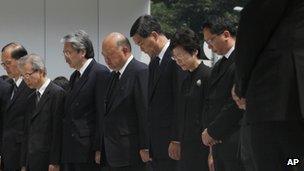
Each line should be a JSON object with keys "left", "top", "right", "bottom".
{"left": 170, "top": 27, "right": 211, "bottom": 171}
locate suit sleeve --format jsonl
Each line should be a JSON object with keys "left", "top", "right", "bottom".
{"left": 20, "top": 94, "right": 35, "bottom": 166}
{"left": 171, "top": 63, "right": 187, "bottom": 141}
{"left": 0, "top": 81, "right": 10, "bottom": 156}
{"left": 49, "top": 89, "right": 65, "bottom": 165}
{"left": 207, "top": 65, "right": 244, "bottom": 140}
{"left": 135, "top": 68, "right": 149, "bottom": 149}
{"left": 93, "top": 69, "right": 110, "bottom": 151}
{"left": 235, "top": 0, "right": 289, "bottom": 97}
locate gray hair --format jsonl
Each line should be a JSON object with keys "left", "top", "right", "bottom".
{"left": 18, "top": 53, "right": 47, "bottom": 75}
{"left": 61, "top": 30, "right": 94, "bottom": 59}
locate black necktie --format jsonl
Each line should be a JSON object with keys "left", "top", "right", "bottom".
{"left": 35, "top": 91, "right": 41, "bottom": 106}
{"left": 9, "top": 80, "right": 18, "bottom": 100}
{"left": 107, "top": 71, "right": 120, "bottom": 109}
{"left": 72, "top": 71, "right": 81, "bottom": 89}
{"left": 217, "top": 56, "right": 228, "bottom": 73}
{"left": 150, "top": 57, "right": 160, "bottom": 84}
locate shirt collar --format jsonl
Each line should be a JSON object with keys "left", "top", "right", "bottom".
{"left": 118, "top": 55, "right": 133, "bottom": 77}
{"left": 14, "top": 77, "right": 23, "bottom": 87}
{"left": 78, "top": 58, "right": 93, "bottom": 76}
{"left": 223, "top": 46, "right": 235, "bottom": 59}
{"left": 157, "top": 40, "right": 170, "bottom": 63}
{"left": 37, "top": 78, "right": 51, "bottom": 96}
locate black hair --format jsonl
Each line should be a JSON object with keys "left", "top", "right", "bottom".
{"left": 53, "top": 76, "right": 70, "bottom": 91}
{"left": 1, "top": 42, "right": 28, "bottom": 60}
{"left": 170, "top": 27, "right": 202, "bottom": 58}
{"left": 130, "top": 15, "right": 163, "bottom": 38}
{"left": 202, "top": 15, "right": 238, "bottom": 37}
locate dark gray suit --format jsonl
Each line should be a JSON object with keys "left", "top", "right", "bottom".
{"left": 148, "top": 48, "right": 186, "bottom": 171}
{"left": 1, "top": 80, "right": 34, "bottom": 171}
{"left": 101, "top": 58, "right": 148, "bottom": 170}
{"left": 62, "top": 60, "right": 110, "bottom": 170}
{"left": 22, "top": 81, "right": 65, "bottom": 171}
{"left": 203, "top": 52, "right": 244, "bottom": 171}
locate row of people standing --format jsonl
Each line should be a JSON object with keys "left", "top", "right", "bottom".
{"left": 1, "top": 0, "right": 304, "bottom": 169}
{"left": 0, "top": 15, "right": 241, "bottom": 171}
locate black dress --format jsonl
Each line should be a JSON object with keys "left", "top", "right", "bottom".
{"left": 177, "top": 62, "right": 211, "bottom": 171}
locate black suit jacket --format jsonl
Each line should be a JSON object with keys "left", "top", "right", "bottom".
{"left": 102, "top": 58, "right": 148, "bottom": 167}
{"left": 22, "top": 81, "right": 65, "bottom": 170}
{"left": 148, "top": 48, "right": 186, "bottom": 159}
{"left": 203, "top": 52, "right": 243, "bottom": 141}
{"left": 62, "top": 59, "right": 110, "bottom": 163}
{"left": 1, "top": 80, "right": 33, "bottom": 170}
{"left": 235, "top": 0, "right": 304, "bottom": 122}
{"left": 177, "top": 62, "right": 210, "bottom": 142}
{"left": 0, "top": 79, "right": 10, "bottom": 155}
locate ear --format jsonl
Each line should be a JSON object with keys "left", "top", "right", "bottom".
{"left": 150, "top": 31, "right": 159, "bottom": 41}
{"left": 192, "top": 50, "right": 199, "bottom": 58}
{"left": 121, "top": 46, "right": 129, "bottom": 54}
{"left": 223, "top": 30, "right": 231, "bottom": 39}
{"left": 79, "top": 50, "right": 86, "bottom": 58}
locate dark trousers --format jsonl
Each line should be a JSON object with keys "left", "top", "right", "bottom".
{"left": 151, "top": 158, "right": 177, "bottom": 171}
{"left": 240, "top": 125, "right": 257, "bottom": 171}
{"left": 62, "top": 163, "right": 100, "bottom": 171}
{"left": 249, "top": 121, "right": 304, "bottom": 171}
{"left": 213, "top": 130, "right": 244, "bottom": 171}
{"left": 179, "top": 140, "right": 209, "bottom": 171}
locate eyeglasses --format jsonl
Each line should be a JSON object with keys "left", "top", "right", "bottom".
{"left": 1, "top": 60, "right": 12, "bottom": 67}
{"left": 205, "top": 31, "right": 224, "bottom": 46}
{"left": 22, "top": 70, "right": 37, "bottom": 78}
{"left": 63, "top": 49, "right": 78, "bottom": 57}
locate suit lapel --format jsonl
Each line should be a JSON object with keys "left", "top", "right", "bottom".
{"left": 107, "top": 59, "right": 135, "bottom": 114}
{"left": 68, "top": 60, "right": 95, "bottom": 103}
{"left": 149, "top": 49, "right": 171, "bottom": 101}
{"left": 6, "top": 80, "right": 27, "bottom": 111}
{"left": 210, "top": 52, "right": 235, "bottom": 88}
{"left": 31, "top": 83, "right": 52, "bottom": 120}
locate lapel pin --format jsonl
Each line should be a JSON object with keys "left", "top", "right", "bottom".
{"left": 196, "top": 79, "right": 202, "bottom": 87}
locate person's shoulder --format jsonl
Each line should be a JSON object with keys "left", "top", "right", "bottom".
{"left": 132, "top": 58, "right": 148, "bottom": 71}
{"left": 49, "top": 81, "right": 66, "bottom": 94}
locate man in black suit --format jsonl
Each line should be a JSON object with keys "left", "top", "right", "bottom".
{"left": 232, "top": 0, "right": 304, "bottom": 170}
{"left": 18, "top": 54, "right": 64, "bottom": 171}
{"left": 130, "top": 15, "right": 185, "bottom": 171}
{"left": 96, "top": 32, "right": 149, "bottom": 171}
{"left": 0, "top": 43, "right": 33, "bottom": 171}
{"left": 201, "top": 16, "right": 244, "bottom": 170}
{"left": 61, "top": 30, "right": 110, "bottom": 171}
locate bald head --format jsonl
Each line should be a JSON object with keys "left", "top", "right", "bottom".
{"left": 102, "top": 32, "right": 132, "bottom": 52}
{"left": 101, "top": 32, "right": 132, "bottom": 71}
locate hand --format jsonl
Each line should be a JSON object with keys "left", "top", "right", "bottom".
{"left": 139, "top": 149, "right": 152, "bottom": 162}
{"left": 48, "top": 164, "right": 60, "bottom": 171}
{"left": 201, "top": 129, "right": 222, "bottom": 146}
{"left": 21, "top": 166, "right": 26, "bottom": 171}
{"left": 231, "top": 85, "right": 246, "bottom": 110}
{"left": 95, "top": 151, "right": 101, "bottom": 164}
{"left": 168, "top": 141, "right": 181, "bottom": 160}
{"left": 208, "top": 147, "right": 215, "bottom": 171}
